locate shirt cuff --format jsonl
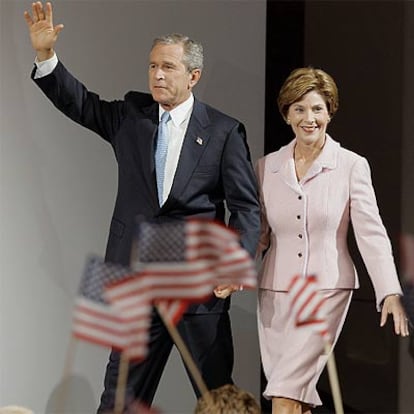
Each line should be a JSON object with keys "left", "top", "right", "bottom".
{"left": 34, "top": 53, "right": 58, "bottom": 79}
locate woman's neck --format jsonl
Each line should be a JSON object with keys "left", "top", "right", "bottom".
{"left": 293, "top": 137, "right": 326, "bottom": 181}
{"left": 294, "top": 138, "right": 325, "bottom": 162}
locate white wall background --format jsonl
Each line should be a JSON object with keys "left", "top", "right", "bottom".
{"left": 0, "top": 1, "right": 266, "bottom": 412}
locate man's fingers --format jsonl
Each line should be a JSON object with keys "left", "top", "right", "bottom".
{"left": 214, "top": 284, "right": 241, "bottom": 299}
{"left": 214, "top": 286, "right": 231, "bottom": 298}
{"left": 54, "top": 24, "right": 64, "bottom": 36}
{"left": 32, "top": 2, "right": 41, "bottom": 22}
{"left": 45, "top": 2, "right": 53, "bottom": 25}
{"left": 23, "top": 11, "right": 34, "bottom": 27}
{"left": 32, "top": 2, "right": 48, "bottom": 23}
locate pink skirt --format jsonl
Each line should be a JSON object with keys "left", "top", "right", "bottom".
{"left": 258, "top": 288, "right": 353, "bottom": 406}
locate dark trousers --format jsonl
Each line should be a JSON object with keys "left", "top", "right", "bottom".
{"left": 97, "top": 308, "right": 234, "bottom": 412}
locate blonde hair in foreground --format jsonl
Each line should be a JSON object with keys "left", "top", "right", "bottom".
{"left": 0, "top": 406, "right": 34, "bottom": 414}
{"left": 194, "top": 384, "right": 260, "bottom": 414}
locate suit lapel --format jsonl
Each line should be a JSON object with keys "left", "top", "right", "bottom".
{"left": 137, "top": 103, "right": 159, "bottom": 207}
{"left": 271, "top": 140, "right": 302, "bottom": 193}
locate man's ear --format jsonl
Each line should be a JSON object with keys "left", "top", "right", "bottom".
{"left": 189, "top": 69, "right": 201, "bottom": 88}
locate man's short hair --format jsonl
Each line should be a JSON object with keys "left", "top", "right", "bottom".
{"left": 152, "top": 34, "right": 204, "bottom": 72}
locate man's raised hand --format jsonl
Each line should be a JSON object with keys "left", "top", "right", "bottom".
{"left": 24, "top": 2, "right": 63, "bottom": 61}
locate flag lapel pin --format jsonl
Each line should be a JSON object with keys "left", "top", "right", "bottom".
{"left": 196, "top": 137, "right": 203, "bottom": 146}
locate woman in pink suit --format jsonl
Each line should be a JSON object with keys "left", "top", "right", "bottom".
{"left": 255, "top": 67, "right": 410, "bottom": 414}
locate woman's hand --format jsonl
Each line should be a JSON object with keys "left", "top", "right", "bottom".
{"left": 380, "top": 294, "right": 410, "bottom": 336}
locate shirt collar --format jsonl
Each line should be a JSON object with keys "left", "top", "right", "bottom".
{"left": 270, "top": 134, "right": 339, "bottom": 173}
{"left": 159, "top": 94, "right": 194, "bottom": 127}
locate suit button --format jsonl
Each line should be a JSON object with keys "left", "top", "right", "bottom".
{"left": 298, "top": 252, "right": 303, "bottom": 257}
{"left": 298, "top": 234, "right": 303, "bottom": 239}
{"left": 298, "top": 195, "right": 302, "bottom": 200}
{"left": 297, "top": 215, "right": 301, "bottom": 220}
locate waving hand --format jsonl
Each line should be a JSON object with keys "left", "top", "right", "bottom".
{"left": 24, "top": 2, "right": 64, "bottom": 61}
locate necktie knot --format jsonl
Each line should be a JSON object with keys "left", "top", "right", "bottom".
{"left": 155, "top": 112, "right": 170, "bottom": 206}
{"left": 161, "top": 111, "right": 170, "bottom": 124}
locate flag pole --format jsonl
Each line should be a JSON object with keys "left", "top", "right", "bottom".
{"left": 114, "top": 352, "right": 130, "bottom": 414}
{"left": 55, "top": 335, "right": 77, "bottom": 413}
{"left": 324, "top": 342, "right": 344, "bottom": 414}
{"left": 155, "top": 303, "right": 212, "bottom": 402}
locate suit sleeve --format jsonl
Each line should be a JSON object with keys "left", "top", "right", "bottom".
{"left": 221, "top": 122, "right": 260, "bottom": 258}
{"left": 350, "top": 156, "right": 403, "bottom": 309}
{"left": 31, "top": 61, "right": 125, "bottom": 144}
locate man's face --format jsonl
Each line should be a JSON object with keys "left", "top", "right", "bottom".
{"left": 148, "top": 43, "right": 200, "bottom": 110}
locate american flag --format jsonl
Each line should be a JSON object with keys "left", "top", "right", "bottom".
{"left": 136, "top": 219, "right": 237, "bottom": 262}
{"left": 72, "top": 255, "right": 152, "bottom": 360}
{"left": 135, "top": 219, "right": 256, "bottom": 286}
{"left": 288, "top": 275, "right": 330, "bottom": 341}
{"left": 107, "top": 219, "right": 256, "bottom": 324}
{"left": 106, "top": 260, "right": 218, "bottom": 324}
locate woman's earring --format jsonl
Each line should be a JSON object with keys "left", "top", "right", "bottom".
{"left": 286, "top": 119, "right": 291, "bottom": 125}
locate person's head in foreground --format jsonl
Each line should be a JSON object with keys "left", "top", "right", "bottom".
{"left": 194, "top": 384, "right": 260, "bottom": 414}
{"left": 0, "top": 406, "right": 34, "bottom": 414}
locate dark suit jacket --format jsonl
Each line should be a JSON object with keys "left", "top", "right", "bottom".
{"left": 32, "top": 61, "right": 260, "bottom": 313}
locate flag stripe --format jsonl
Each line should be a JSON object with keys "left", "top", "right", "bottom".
{"left": 288, "top": 274, "right": 330, "bottom": 341}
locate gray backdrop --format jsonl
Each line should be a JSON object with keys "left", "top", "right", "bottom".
{"left": 0, "top": 1, "right": 266, "bottom": 412}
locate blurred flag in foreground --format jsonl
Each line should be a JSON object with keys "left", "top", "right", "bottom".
{"left": 288, "top": 274, "right": 330, "bottom": 341}
{"left": 134, "top": 218, "right": 256, "bottom": 285}
{"left": 72, "top": 255, "right": 151, "bottom": 360}
{"left": 108, "top": 219, "right": 257, "bottom": 325}
{"left": 73, "top": 219, "right": 257, "bottom": 360}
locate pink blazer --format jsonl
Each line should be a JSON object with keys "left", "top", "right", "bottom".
{"left": 255, "top": 135, "right": 402, "bottom": 309}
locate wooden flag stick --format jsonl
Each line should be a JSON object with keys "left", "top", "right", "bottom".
{"left": 324, "top": 342, "right": 344, "bottom": 414}
{"left": 114, "top": 352, "right": 130, "bottom": 414}
{"left": 156, "top": 304, "right": 213, "bottom": 405}
{"left": 56, "top": 335, "right": 77, "bottom": 413}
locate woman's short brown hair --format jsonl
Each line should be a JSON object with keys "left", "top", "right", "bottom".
{"left": 277, "top": 67, "right": 339, "bottom": 121}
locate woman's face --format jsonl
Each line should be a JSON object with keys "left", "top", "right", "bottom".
{"left": 287, "top": 90, "right": 330, "bottom": 147}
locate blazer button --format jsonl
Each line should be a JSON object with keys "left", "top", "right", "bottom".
{"left": 298, "top": 234, "right": 303, "bottom": 239}
{"left": 298, "top": 195, "right": 302, "bottom": 200}
{"left": 297, "top": 215, "right": 301, "bottom": 220}
{"left": 298, "top": 252, "right": 303, "bottom": 258}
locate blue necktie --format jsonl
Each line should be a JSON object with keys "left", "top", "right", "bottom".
{"left": 155, "top": 111, "right": 170, "bottom": 205}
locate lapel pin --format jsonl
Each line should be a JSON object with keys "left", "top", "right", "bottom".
{"left": 196, "top": 137, "right": 203, "bottom": 146}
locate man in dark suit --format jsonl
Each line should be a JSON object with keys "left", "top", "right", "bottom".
{"left": 24, "top": 2, "right": 260, "bottom": 411}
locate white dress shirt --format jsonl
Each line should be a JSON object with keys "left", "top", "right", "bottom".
{"left": 159, "top": 97, "right": 193, "bottom": 204}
